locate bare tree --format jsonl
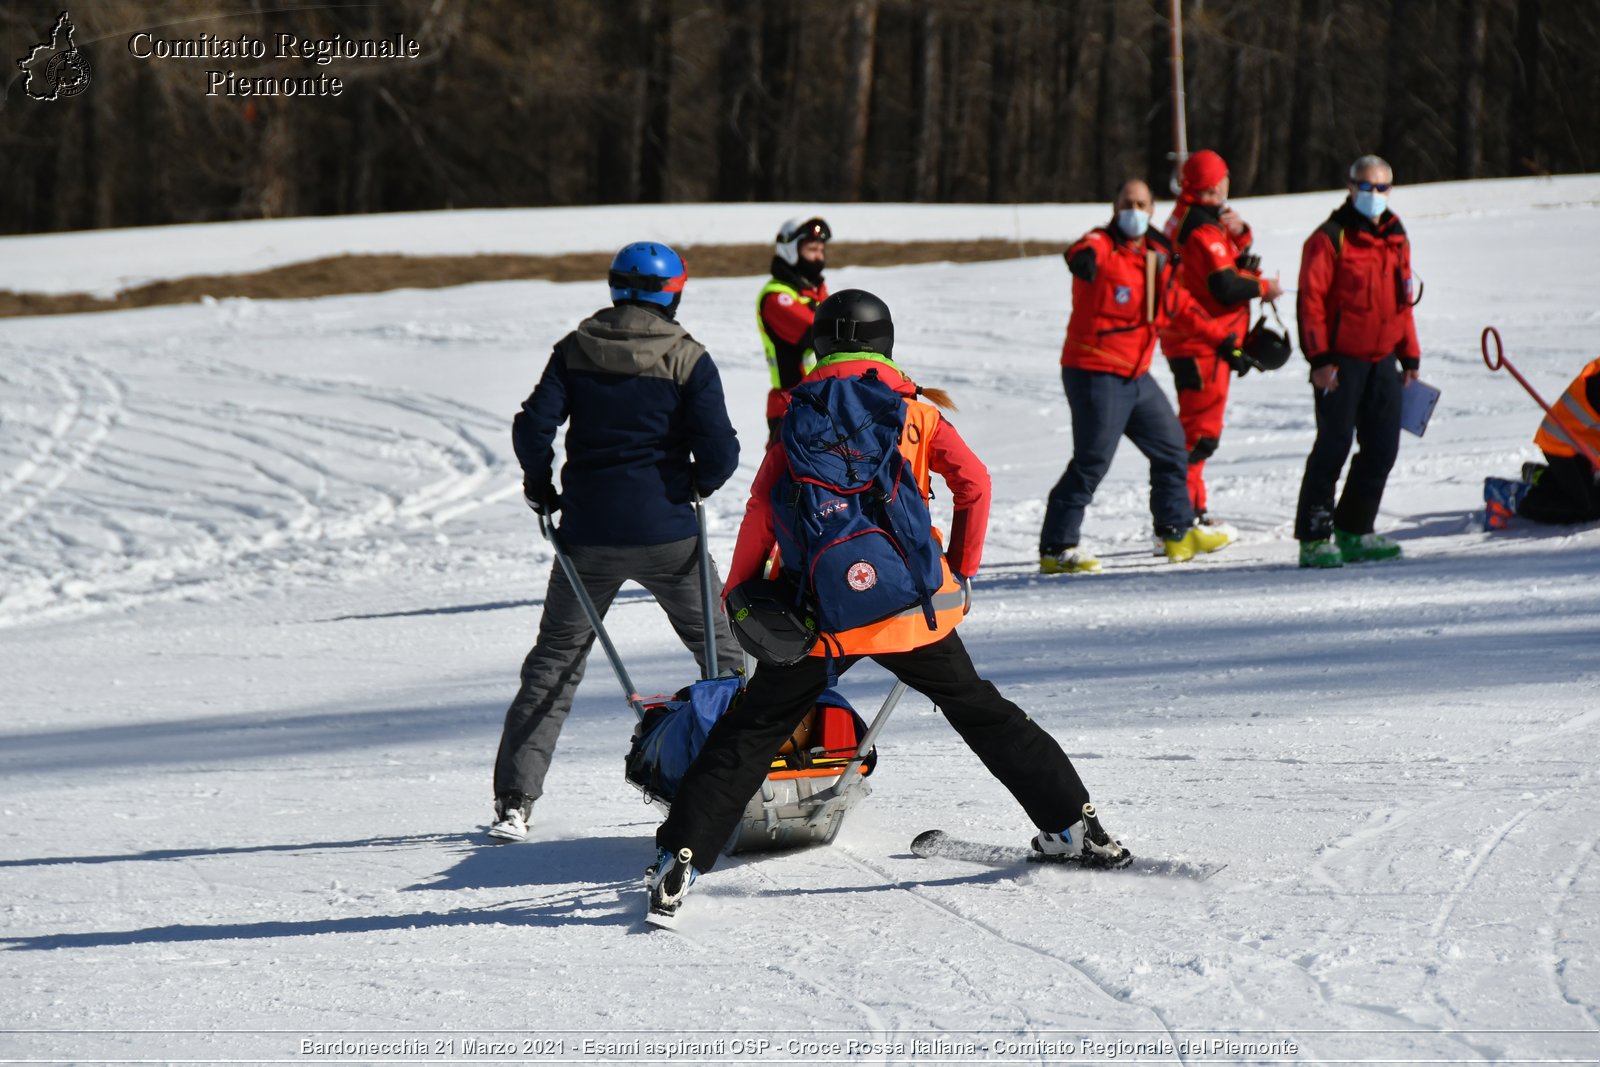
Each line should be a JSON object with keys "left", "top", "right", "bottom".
{"left": 843, "top": 0, "right": 879, "bottom": 200}
{"left": 1456, "top": 0, "right": 1490, "bottom": 179}
{"left": 1509, "top": 0, "right": 1543, "bottom": 174}
{"left": 639, "top": 0, "right": 674, "bottom": 202}
{"left": 715, "top": 0, "right": 761, "bottom": 201}
{"left": 988, "top": 7, "right": 1017, "bottom": 201}
{"left": 912, "top": 5, "right": 943, "bottom": 201}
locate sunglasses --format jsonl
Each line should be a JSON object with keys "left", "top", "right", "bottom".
{"left": 1353, "top": 180, "right": 1392, "bottom": 193}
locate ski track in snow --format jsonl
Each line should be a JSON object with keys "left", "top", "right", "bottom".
{"left": 3, "top": 182, "right": 1600, "bottom": 1063}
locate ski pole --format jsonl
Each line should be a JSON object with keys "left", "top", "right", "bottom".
{"left": 1482, "top": 326, "right": 1600, "bottom": 468}
{"left": 536, "top": 511, "right": 647, "bottom": 721}
{"left": 692, "top": 489, "right": 717, "bottom": 682}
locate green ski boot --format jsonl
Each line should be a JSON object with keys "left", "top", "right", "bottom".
{"left": 1335, "top": 529, "right": 1402, "bottom": 563}
{"left": 1298, "top": 538, "right": 1343, "bottom": 569}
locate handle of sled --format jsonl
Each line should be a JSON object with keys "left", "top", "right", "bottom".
{"left": 805, "top": 680, "right": 908, "bottom": 814}
{"left": 693, "top": 489, "right": 717, "bottom": 682}
{"left": 1482, "top": 326, "right": 1600, "bottom": 468}
{"left": 537, "top": 510, "right": 648, "bottom": 722}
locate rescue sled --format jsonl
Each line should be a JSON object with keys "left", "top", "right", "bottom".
{"left": 538, "top": 495, "right": 903, "bottom": 856}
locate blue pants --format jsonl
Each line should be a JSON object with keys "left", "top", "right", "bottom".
{"left": 1040, "top": 367, "right": 1194, "bottom": 551}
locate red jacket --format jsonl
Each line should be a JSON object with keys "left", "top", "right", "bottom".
{"left": 1297, "top": 202, "right": 1421, "bottom": 370}
{"left": 724, "top": 355, "right": 988, "bottom": 655}
{"left": 1158, "top": 195, "right": 1267, "bottom": 359}
{"left": 759, "top": 263, "right": 827, "bottom": 420}
{"left": 1062, "top": 225, "right": 1230, "bottom": 377}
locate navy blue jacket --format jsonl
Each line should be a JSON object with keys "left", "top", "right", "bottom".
{"left": 513, "top": 304, "right": 740, "bottom": 546}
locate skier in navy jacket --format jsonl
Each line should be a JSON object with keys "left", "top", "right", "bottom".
{"left": 488, "top": 242, "right": 743, "bottom": 841}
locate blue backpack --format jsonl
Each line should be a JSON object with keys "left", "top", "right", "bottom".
{"left": 625, "top": 678, "right": 875, "bottom": 804}
{"left": 773, "top": 370, "right": 946, "bottom": 635}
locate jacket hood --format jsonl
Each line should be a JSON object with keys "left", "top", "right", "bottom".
{"left": 809, "top": 352, "right": 918, "bottom": 397}
{"left": 571, "top": 304, "right": 697, "bottom": 372}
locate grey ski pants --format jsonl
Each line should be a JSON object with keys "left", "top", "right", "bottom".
{"left": 493, "top": 535, "right": 741, "bottom": 802}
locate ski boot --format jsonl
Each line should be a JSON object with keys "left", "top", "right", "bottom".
{"left": 646, "top": 847, "right": 697, "bottom": 925}
{"left": 487, "top": 792, "right": 532, "bottom": 841}
{"left": 1484, "top": 476, "right": 1532, "bottom": 531}
{"left": 1194, "top": 510, "right": 1239, "bottom": 538}
{"left": 1335, "top": 528, "right": 1402, "bottom": 563}
{"left": 1298, "top": 538, "right": 1343, "bottom": 569}
{"left": 1162, "top": 523, "right": 1233, "bottom": 562}
{"left": 1030, "top": 803, "right": 1132, "bottom": 869}
{"left": 1040, "top": 546, "right": 1102, "bottom": 574}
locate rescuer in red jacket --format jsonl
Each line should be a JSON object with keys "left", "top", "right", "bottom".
{"left": 1293, "top": 154, "right": 1421, "bottom": 568}
{"left": 1039, "top": 179, "right": 1235, "bottom": 572}
{"left": 645, "top": 290, "right": 1132, "bottom": 922}
{"left": 757, "top": 217, "right": 830, "bottom": 444}
{"left": 1159, "top": 150, "right": 1283, "bottom": 523}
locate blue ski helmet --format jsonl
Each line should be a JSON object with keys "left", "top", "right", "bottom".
{"left": 608, "top": 242, "right": 688, "bottom": 311}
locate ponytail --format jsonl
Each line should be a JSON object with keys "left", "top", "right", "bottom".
{"left": 916, "top": 385, "right": 958, "bottom": 412}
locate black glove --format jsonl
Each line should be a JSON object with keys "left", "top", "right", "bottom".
{"left": 1237, "top": 252, "right": 1261, "bottom": 274}
{"left": 1170, "top": 357, "right": 1202, "bottom": 392}
{"left": 523, "top": 477, "right": 560, "bottom": 516}
{"left": 686, "top": 462, "right": 712, "bottom": 501}
{"left": 1065, "top": 246, "right": 1097, "bottom": 282}
{"left": 1216, "top": 332, "right": 1247, "bottom": 376}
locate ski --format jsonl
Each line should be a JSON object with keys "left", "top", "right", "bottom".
{"left": 910, "top": 829, "right": 1225, "bottom": 881}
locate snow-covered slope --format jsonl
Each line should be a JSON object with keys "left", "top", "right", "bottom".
{"left": 2, "top": 179, "right": 1597, "bottom": 1063}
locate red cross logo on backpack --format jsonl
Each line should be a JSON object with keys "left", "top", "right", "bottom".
{"left": 846, "top": 561, "right": 878, "bottom": 592}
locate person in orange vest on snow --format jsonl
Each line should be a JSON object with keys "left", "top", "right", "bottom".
{"left": 1038, "top": 178, "right": 1235, "bottom": 573}
{"left": 1518, "top": 358, "right": 1600, "bottom": 524}
{"left": 1159, "top": 149, "right": 1283, "bottom": 525}
{"left": 757, "top": 216, "right": 831, "bottom": 445}
{"left": 644, "top": 290, "right": 1132, "bottom": 922}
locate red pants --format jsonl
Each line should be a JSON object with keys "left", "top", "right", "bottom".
{"left": 1175, "top": 354, "right": 1232, "bottom": 513}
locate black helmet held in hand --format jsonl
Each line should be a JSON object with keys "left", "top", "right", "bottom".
{"left": 811, "top": 289, "right": 894, "bottom": 359}
{"left": 1241, "top": 309, "right": 1293, "bottom": 372}
{"left": 726, "top": 577, "right": 818, "bottom": 668}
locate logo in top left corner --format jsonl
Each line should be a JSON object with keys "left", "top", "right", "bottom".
{"left": 17, "top": 11, "right": 93, "bottom": 101}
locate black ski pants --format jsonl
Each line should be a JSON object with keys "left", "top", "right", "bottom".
{"left": 654, "top": 629, "right": 1092, "bottom": 873}
{"left": 1295, "top": 353, "right": 1403, "bottom": 541}
{"left": 1519, "top": 453, "right": 1600, "bottom": 524}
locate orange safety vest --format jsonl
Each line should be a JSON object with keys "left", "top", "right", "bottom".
{"left": 1533, "top": 358, "right": 1600, "bottom": 461}
{"left": 810, "top": 388, "right": 970, "bottom": 658}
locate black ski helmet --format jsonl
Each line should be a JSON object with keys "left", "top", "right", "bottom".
{"left": 1241, "top": 311, "right": 1293, "bottom": 372}
{"left": 726, "top": 578, "right": 818, "bottom": 668}
{"left": 811, "top": 289, "right": 894, "bottom": 359}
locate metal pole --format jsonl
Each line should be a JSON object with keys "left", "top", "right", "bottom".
{"left": 805, "top": 680, "right": 909, "bottom": 811}
{"left": 1169, "top": 0, "right": 1189, "bottom": 195}
{"left": 538, "top": 512, "right": 648, "bottom": 721}
{"left": 1483, "top": 326, "right": 1600, "bottom": 468}
{"left": 693, "top": 491, "right": 717, "bottom": 681}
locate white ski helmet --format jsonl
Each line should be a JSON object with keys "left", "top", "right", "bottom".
{"left": 775, "top": 216, "right": 831, "bottom": 266}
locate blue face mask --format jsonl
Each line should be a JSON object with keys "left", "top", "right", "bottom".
{"left": 1116, "top": 208, "right": 1150, "bottom": 238}
{"left": 1353, "top": 190, "right": 1387, "bottom": 220}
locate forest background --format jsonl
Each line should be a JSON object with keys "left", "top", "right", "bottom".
{"left": 0, "top": 0, "right": 1592, "bottom": 236}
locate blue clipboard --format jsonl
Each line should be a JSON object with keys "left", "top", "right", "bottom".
{"left": 1401, "top": 379, "right": 1440, "bottom": 437}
